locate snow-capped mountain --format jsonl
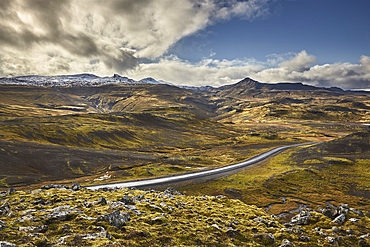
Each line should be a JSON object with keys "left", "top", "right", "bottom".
{"left": 0, "top": 74, "right": 169, "bottom": 87}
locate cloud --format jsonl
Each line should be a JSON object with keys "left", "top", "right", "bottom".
{"left": 0, "top": 0, "right": 271, "bottom": 76}
{"left": 126, "top": 52, "right": 370, "bottom": 90}
{"left": 278, "top": 50, "right": 316, "bottom": 72}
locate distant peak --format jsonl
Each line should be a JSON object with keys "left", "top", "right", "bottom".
{"left": 238, "top": 77, "right": 260, "bottom": 84}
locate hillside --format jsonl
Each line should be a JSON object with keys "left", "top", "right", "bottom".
{"left": 0, "top": 186, "right": 370, "bottom": 246}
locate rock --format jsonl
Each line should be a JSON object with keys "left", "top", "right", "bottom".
{"left": 132, "top": 194, "right": 144, "bottom": 202}
{"left": 0, "top": 224, "right": 8, "bottom": 231}
{"left": 252, "top": 233, "right": 275, "bottom": 245}
{"left": 43, "top": 208, "right": 83, "bottom": 221}
{"left": 253, "top": 217, "right": 266, "bottom": 224}
{"left": 32, "top": 198, "right": 50, "bottom": 206}
{"left": 0, "top": 241, "right": 16, "bottom": 247}
{"left": 107, "top": 201, "right": 126, "bottom": 208}
{"left": 226, "top": 228, "right": 238, "bottom": 237}
{"left": 71, "top": 183, "right": 82, "bottom": 191}
{"left": 14, "top": 214, "right": 35, "bottom": 223}
{"left": 84, "top": 197, "right": 107, "bottom": 208}
{"left": 0, "top": 188, "right": 16, "bottom": 197}
{"left": 289, "top": 209, "right": 311, "bottom": 225}
{"left": 279, "top": 239, "right": 293, "bottom": 247}
{"left": 150, "top": 205, "right": 162, "bottom": 211}
{"left": 41, "top": 184, "right": 69, "bottom": 190}
{"left": 19, "top": 199, "right": 25, "bottom": 203}
{"left": 298, "top": 234, "right": 311, "bottom": 242}
{"left": 350, "top": 208, "right": 365, "bottom": 217}
{"left": 0, "top": 202, "right": 10, "bottom": 216}
{"left": 325, "top": 236, "right": 342, "bottom": 245}
{"left": 349, "top": 218, "right": 360, "bottom": 222}
{"left": 332, "top": 226, "right": 340, "bottom": 233}
{"left": 164, "top": 187, "right": 184, "bottom": 196}
{"left": 96, "top": 210, "right": 130, "bottom": 227}
{"left": 151, "top": 213, "right": 167, "bottom": 224}
{"left": 123, "top": 205, "right": 141, "bottom": 216}
{"left": 331, "top": 213, "right": 346, "bottom": 225}
{"left": 359, "top": 233, "right": 370, "bottom": 240}
{"left": 141, "top": 198, "right": 153, "bottom": 204}
{"left": 320, "top": 203, "right": 348, "bottom": 220}
{"left": 19, "top": 225, "right": 48, "bottom": 233}
{"left": 212, "top": 224, "right": 221, "bottom": 230}
{"left": 120, "top": 195, "right": 133, "bottom": 204}
{"left": 281, "top": 227, "right": 301, "bottom": 234}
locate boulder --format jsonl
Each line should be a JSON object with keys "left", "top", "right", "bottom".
{"left": 96, "top": 210, "right": 130, "bottom": 227}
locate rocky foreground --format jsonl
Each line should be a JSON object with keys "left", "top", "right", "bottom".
{"left": 0, "top": 185, "right": 370, "bottom": 246}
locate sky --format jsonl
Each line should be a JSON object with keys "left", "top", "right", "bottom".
{"left": 0, "top": 0, "right": 369, "bottom": 89}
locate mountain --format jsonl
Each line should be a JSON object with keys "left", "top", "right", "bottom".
{"left": 0, "top": 74, "right": 166, "bottom": 87}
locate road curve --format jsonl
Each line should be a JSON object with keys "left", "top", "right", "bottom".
{"left": 86, "top": 142, "right": 320, "bottom": 190}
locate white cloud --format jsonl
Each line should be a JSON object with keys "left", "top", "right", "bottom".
{"left": 126, "top": 51, "right": 370, "bottom": 90}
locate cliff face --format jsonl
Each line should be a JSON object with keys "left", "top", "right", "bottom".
{"left": 0, "top": 186, "right": 370, "bottom": 246}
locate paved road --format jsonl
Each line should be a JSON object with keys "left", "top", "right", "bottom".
{"left": 86, "top": 142, "right": 320, "bottom": 190}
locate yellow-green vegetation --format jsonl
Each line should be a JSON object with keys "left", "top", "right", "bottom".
{"left": 1, "top": 186, "right": 370, "bottom": 246}
{"left": 183, "top": 132, "right": 370, "bottom": 219}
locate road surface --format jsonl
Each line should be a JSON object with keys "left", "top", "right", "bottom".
{"left": 86, "top": 142, "right": 320, "bottom": 190}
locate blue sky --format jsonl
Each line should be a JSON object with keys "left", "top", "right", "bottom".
{"left": 0, "top": 0, "right": 369, "bottom": 89}
{"left": 169, "top": 0, "right": 370, "bottom": 65}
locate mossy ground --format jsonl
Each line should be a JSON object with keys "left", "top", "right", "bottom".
{"left": 1, "top": 187, "right": 370, "bottom": 246}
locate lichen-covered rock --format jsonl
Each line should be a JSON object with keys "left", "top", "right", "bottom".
{"left": 151, "top": 213, "right": 167, "bottom": 224}
{"left": 164, "top": 187, "right": 184, "bottom": 196}
{"left": 0, "top": 223, "right": 8, "bottom": 231}
{"left": 350, "top": 207, "right": 365, "bottom": 217}
{"left": 96, "top": 210, "right": 130, "bottom": 227}
{"left": 19, "top": 225, "right": 48, "bottom": 232}
{"left": 84, "top": 197, "right": 107, "bottom": 207}
{"left": 325, "top": 236, "right": 342, "bottom": 245}
{"left": 299, "top": 234, "right": 311, "bottom": 242}
{"left": 279, "top": 239, "right": 293, "bottom": 247}
{"left": 320, "top": 203, "right": 348, "bottom": 220}
{"left": 0, "top": 241, "right": 16, "bottom": 247}
{"left": 289, "top": 209, "right": 311, "bottom": 225}
{"left": 331, "top": 213, "right": 346, "bottom": 225}
{"left": 0, "top": 202, "right": 10, "bottom": 216}
{"left": 43, "top": 208, "right": 83, "bottom": 221}
{"left": 253, "top": 233, "right": 275, "bottom": 245}
{"left": 120, "top": 195, "right": 133, "bottom": 204}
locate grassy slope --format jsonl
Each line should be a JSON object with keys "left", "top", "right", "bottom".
{"left": 183, "top": 131, "right": 370, "bottom": 217}
{"left": 0, "top": 107, "right": 300, "bottom": 188}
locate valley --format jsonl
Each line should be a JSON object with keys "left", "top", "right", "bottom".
{"left": 1, "top": 75, "right": 370, "bottom": 246}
